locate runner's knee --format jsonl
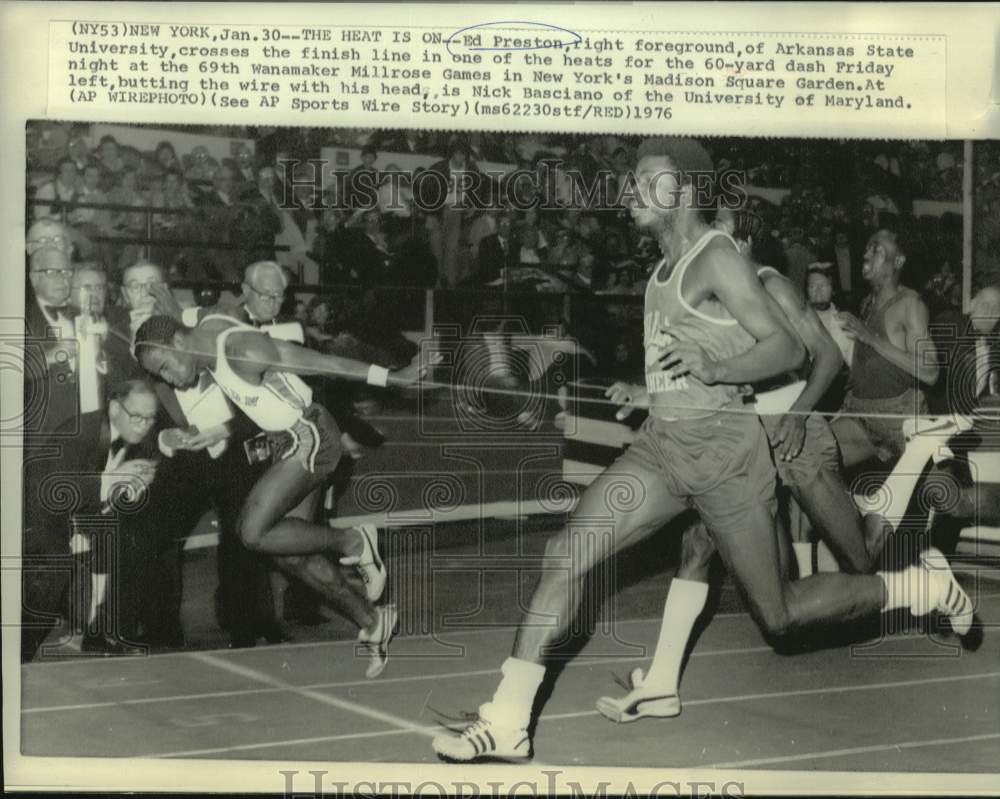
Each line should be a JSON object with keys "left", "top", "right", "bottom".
{"left": 751, "top": 593, "right": 796, "bottom": 642}
{"left": 237, "top": 510, "right": 268, "bottom": 551}
{"left": 678, "top": 523, "right": 715, "bottom": 581}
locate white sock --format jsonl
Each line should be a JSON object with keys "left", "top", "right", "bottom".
{"left": 484, "top": 657, "right": 546, "bottom": 729}
{"left": 879, "top": 439, "right": 938, "bottom": 530}
{"left": 643, "top": 578, "right": 709, "bottom": 692}
{"left": 816, "top": 541, "right": 840, "bottom": 573}
{"left": 878, "top": 564, "right": 924, "bottom": 613}
{"left": 793, "top": 542, "right": 814, "bottom": 578}
{"left": 88, "top": 573, "right": 108, "bottom": 626}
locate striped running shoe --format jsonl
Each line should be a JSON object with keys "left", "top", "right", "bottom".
{"left": 358, "top": 603, "right": 398, "bottom": 679}
{"left": 595, "top": 667, "right": 682, "bottom": 723}
{"left": 431, "top": 709, "right": 531, "bottom": 762}
{"left": 340, "top": 524, "right": 385, "bottom": 602}
{"left": 917, "top": 548, "right": 976, "bottom": 639}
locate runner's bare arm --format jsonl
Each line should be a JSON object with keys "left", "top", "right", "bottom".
{"left": 843, "top": 294, "right": 939, "bottom": 385}
{"left": 766, "top": 276, "right": 844, "bottom": 413}
{"left": 224, "top": 332, "right": 377, "bottom": 382}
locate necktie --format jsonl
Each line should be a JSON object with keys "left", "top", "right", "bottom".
{"left": 109, "top": 438, "right": 126, "bottom": 459}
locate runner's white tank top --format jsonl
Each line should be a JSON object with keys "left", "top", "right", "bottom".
{"left": 204, "top": 315, "right": 313, "bottom": 432}
{"left": 753, "top": 265, "right": 806, "bottom": 414}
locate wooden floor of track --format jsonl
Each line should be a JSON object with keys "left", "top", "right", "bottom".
{"left": 21, "top": 588, "right": 1000, "bottom": 770}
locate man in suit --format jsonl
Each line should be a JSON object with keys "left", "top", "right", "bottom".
{"left": 24, "top": 246, "right": 79, "bottom": 436}
{"left": 417, "top": 138, "right": 488, "bottom": 288}
{"left": 23, "top": 379, "right": 160, "bottom": 660}
{"left": 477, "top": 214, "right": 519, "bottom": 285}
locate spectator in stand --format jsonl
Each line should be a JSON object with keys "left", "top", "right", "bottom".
{"left": 478, "top": 214, "right": 518, "bottom": 284}
{"left": 310, "top": 208, "right": 351, "bottom": 286}
{"left": 518, "top": 225, "right": 546, "bottom": 265}
{"left": 421, "top": 137, "right": 484, "bottom": 287}
{"left": 806, "top": 264, "right": 854, "bottom": 413}
{"left": 783, "top": 225, "right": 818, "bottom": 293}
{"left": 149, "top": 167, "right": 197, "bottom": 276}
{"left": 106, "top": 167, "right": 148, "bottom": 278}
{"left": 67, "top": 135, "right": 91, "bottom": 172}
{"left": 276, "top": 174, "right": 321, "bottom": 284}
{"left": 548, "top": 228, "right": 581, "bottom": 270}
{"left": 231, "top": 165, "right": 283, "bottom": 267}
{"left": 70, "top": 161, "right": 112, "bottom": 234}
{"left": 230, "top": 142, "right": 259, "bottom": 187}
{"left": 61, "top": 161, "right": 112, "bottom": 266}
{"left": 34, "top": 157, "right": 80, "bottom": 221}
{"left": 96, "top": 135, "right": 127, "bottom": 192}
{"left": 24, "top": 244, "right": 78, "bottom": 434}
{"left": 924, "top": 258, "right": 960, "bottom": 315}
{"left": 153, "top": 141, "right": 181, "bottom": 175}
{"left": 184, "top": 145, "right": 220, "bottom": 201}
{"left": 341, "top": 208, "right": 392, "bottom": 284}
{"left": 23, "top": 379, "right": 161, "bottom": 659}
{"left": 303, "top": 295, "right": 334, "bottom": 349}
{"left": 348, "top": 144, "right": 379, "bottom": 208}
{"left": 196, "top": 163, "right": 241, "bottom": 281}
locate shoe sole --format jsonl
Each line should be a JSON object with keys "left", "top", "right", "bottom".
{"left": 595, "top": 694, "right": 681, "bottom": 723}
{"left": 434, "top": 752, "right": 533, "bottom": 764}
{"left": 363, "top": 605, "right": 398, "bottom": 679}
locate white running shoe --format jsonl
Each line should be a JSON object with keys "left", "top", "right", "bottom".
{"left": 358, "top": 603, "right": 398, "bottom": 679}
{"left": 915, "top": 548, "right": 975, "bottom": 636}
{"left": 431, "top": 708, "right": 532, "bottom": 762}
{"left": 595, "top": 667, "right": 682, "bottom": 723}
{"left": 340, "top": 525, "right": 386, "bottom": 602}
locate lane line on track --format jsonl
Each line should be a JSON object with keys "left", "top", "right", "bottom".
{"left": 537, "top": 671, "right": 1000, "bottom": 724}
{"left": 135, "top": 670, "right": 1000, "bottom": 760}
{"left": 24, "top": 645, "right": 773, "bottom": 714}
{"left": 707, "top": 732, "right": 1000, "bottom": 769}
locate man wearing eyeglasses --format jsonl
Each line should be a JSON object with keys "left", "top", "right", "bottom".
{"left": 22, "top": 379, "right": 161, "bottom": 660}
{"left": 24, "top": 245, "right": 79, "bottom": 437}
{"left": 118, "top": 260, "right": 184, "bottom": 338}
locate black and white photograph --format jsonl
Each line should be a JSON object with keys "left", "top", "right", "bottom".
{"left": 4, "top": 3, "right": 1000, "bottom": 796}
{"left": 15, "top": 118, "right": 1000, "bottom": 774}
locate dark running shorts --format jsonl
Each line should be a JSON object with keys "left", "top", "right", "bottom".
{"left": 268, "top": 403, "right": 341, "bottom": 476}
{"left": 760, "top": 412, "right": 840, "bottom": 489}
{"left": 838, "top": 388, "right": 928, "bottom": 461}
{"left": 616, "top": 409, "right": 777, "bottom": 538}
